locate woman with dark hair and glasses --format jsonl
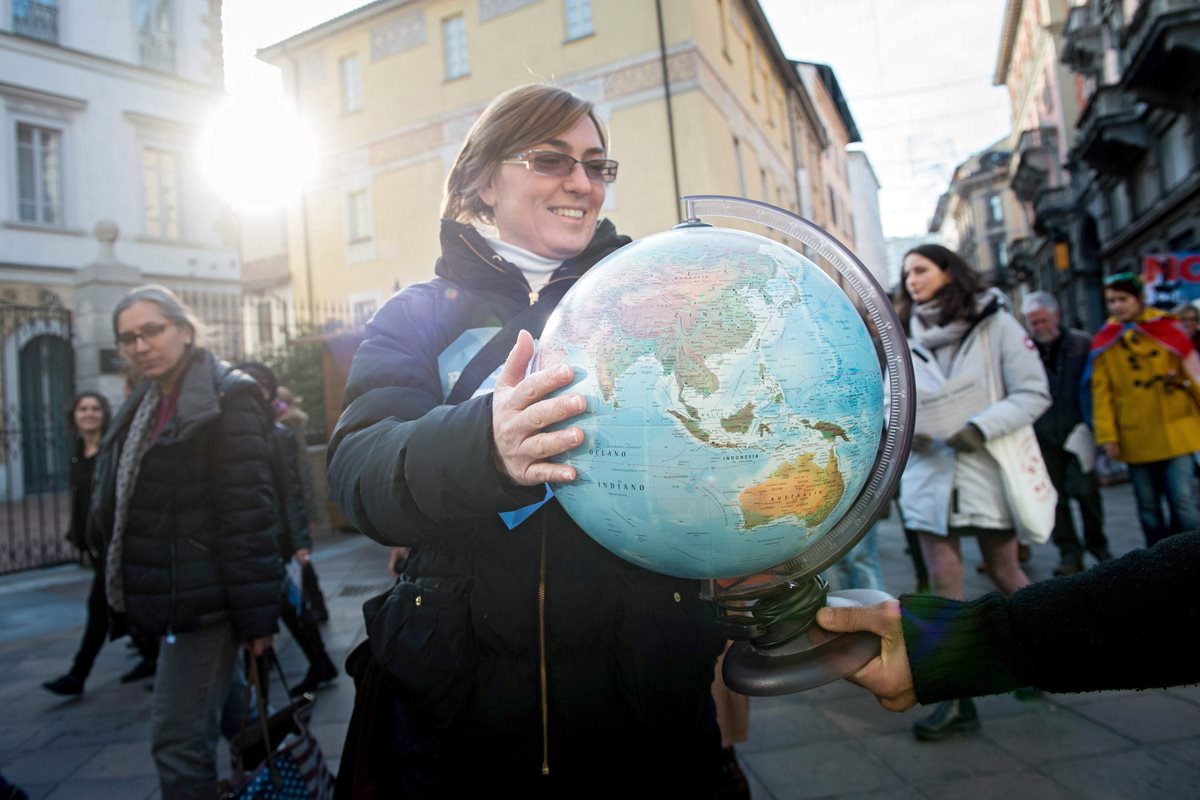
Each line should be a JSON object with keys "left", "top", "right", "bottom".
{"left": 328, "top": 84, "right": 726, "bottom": 797}
{"left": 894, "top": 244, "right": 1050, "bottom": 742}
{"left": 42, "top": 391, "right": 160, "bottom": 696}
{"left": 1088, "top": 272, "right": 1200, "bottom": 546}
{"left": 92, "top": 285, "right": 280, "bottom": 799}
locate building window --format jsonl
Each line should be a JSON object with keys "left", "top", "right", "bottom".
{"left": 340, "top": 55, "right": 363, "bottom": 114}
{"left": 746, "top": 42, "right": 757, "bottom": 100}
{"left": 829, "top": 187, "right": 839, "bottom": 226}
{"left": 256, "top": 301, "right": 274, "bottom": 346}
{"left": 136, "top": 0, "right": 175, "bottom": 73}
{"left": 563, "top": 0, "right": 592, "bottom": 39}
{"left": 13, "top": 0, "right": 58, "bottom": 43}
{"left": 990, "top": 236, "right": 1008, "bottom": 270}
{"left": 988, "top": 192, "right": 1004, "bottom": 225}
{"left": 353, "top": 299, "right": 378, "bottom": 326}
{"left": 16, "top": 123, "right": 63, "bottom": 225}
{"left": 347, "top": 190, "right": 372, "bottom": 242}
{"left": 715, "top": 0, "right": 724, "bottom": 58}
{"left": 443, "top": 16, "right": 468, "bottom": 80}
{"left": 143, "top": 146, "right": 181, "bottom": 239}
{"left": 732, "top": 136, "right": 746, "bottom": 197}
{"left": 1160, "top": 117, "right": 1191, "bottom": 191}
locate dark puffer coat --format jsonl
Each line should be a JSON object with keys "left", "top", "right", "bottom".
{"left": 329, "top": 219, "right": 726, "bottom": 796}
{"left": 91, "top": 348, "right": 281, "bottom": 642}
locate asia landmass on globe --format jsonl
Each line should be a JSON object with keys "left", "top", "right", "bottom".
{"left": 538, "top": 225, "right": 885, "bottom": 580}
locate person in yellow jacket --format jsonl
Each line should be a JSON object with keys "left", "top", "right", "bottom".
{"left": 1088, "top": 272, "right": 1200, "bottom": 545}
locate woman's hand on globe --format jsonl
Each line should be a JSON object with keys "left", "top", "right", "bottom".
{"left": 492, "top": 329, "right": 586, "bottom": 486}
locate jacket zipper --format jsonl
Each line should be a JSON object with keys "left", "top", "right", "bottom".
{"left": 458, "top": 233, "right": 575, "bottom": 306}
{"left": 538, "top": 516, "right": 550, "bottom": 776}
{"left": 166, "top": 535, "right": 178, "bottom": 644}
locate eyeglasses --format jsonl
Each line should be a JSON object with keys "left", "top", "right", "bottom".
{"left": 501, "top": 150, "right": 619, "bottom": 183}
{"left": 116, "top": 322, "right": 170, "bottom": 349}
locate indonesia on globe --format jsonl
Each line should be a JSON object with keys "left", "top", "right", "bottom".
{"left": 537, "top": 224, "right": 885, "bottom": 580}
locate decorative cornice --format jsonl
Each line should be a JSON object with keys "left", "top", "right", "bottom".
{"left": 994, "top": 0, "right": 1025, "bottom": 86}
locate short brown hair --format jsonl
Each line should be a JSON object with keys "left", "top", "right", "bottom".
{"left": 441, "top": 84, "right": 608, "bottom": 224}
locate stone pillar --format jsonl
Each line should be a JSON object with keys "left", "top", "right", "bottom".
{"left": 72, "top": 221, "right": 143, "bottom": 406}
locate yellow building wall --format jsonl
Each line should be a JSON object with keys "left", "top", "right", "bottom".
{"left": 274, "top": 0, "right": 822, "bottom": 307}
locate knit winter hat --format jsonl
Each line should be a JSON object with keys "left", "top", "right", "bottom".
{"left": 1104, "top": 271, "right": 1143, "bottom": 298}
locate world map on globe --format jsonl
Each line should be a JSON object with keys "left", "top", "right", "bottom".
{"left": 537, "top": 225, "right": 885, "bottom": 580}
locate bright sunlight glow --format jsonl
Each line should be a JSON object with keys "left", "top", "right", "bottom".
{"left": 199, "top": 92, "right": 316, "bottom": 212}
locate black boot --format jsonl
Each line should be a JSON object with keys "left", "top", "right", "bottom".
{"left": 913, "top": 698, "right": 980, "bottom": 742}
{"left": 119, "top": 659, "right": 157, "bottom": 684}
{"left": 714, "top": 746, "right": 750, "bottom": 799}
{"left": 42, "top": 673, "right": 84, "bottom": 696}
{"left": 1053, "top": 552, "right": 1084, "bottom": 576}
{"left": 290, "top": 655, "right": 338, "bottom": 698}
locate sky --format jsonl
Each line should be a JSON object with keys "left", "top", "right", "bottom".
{"left": 759, "top": 0, "right": 1013, "bottom": 239}
{"left": 220, "top": 0, "right": 1014, "bottom": 237}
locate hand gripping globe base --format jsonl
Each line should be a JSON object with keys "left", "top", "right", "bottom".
{"left": 534, "top": 195, "right": 914, "bottom": 697}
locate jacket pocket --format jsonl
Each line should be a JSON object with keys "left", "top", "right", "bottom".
{"left": 363, "top": 574, "right": 477, "bottom": 728}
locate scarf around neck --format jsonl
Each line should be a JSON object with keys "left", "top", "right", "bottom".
{"left": 105, "top": 382, "right": 162, "bottom": 614}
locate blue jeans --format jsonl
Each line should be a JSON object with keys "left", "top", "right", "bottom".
{"left": 151, "top": 621, "right": 239, "bottom": 800}
{"left": 1127, "top": 455, "right": 1200, "bottom": 546}
{"left": 833, "top": 522, "right": 885, "bottom": 591}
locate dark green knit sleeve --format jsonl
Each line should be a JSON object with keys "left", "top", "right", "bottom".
{"left": 900, "top": 592, "right": 1021, "bottom": 703}
{"left": 901, "top": 531, "right": 1200, "bottom": 704}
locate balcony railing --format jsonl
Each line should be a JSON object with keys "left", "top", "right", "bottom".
{"left": 1033, "top": 186, "right": 1074, "bottom": 235}
{"left": 139, "top": 30, "right": 176, "bottom": 73}
{"left": 1072, "top": 84, "right": 1151, "bottom": 174}
{"left": 1011, "top": 127, "right": 1060, "bottom": 202}
{"left": 1121, "top": 0, "right": 1200, "bottom": 108}
{"left": 1062, "top": 0, "right": 1105, "bottom": 72}
{"left": 12, "top": 1, "right": 58, "bottom": 44}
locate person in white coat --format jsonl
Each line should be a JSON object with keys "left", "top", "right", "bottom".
{"left": 896, "top": 244, "right": 1051, "bottom": 743}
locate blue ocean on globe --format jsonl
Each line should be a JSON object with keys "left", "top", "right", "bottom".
{"left": 537, "top": 225, "right": 884, "bottom": 579}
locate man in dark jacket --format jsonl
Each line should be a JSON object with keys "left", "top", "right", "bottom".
{"left": 237, "top": 361, "right": 338, "bottom": 696}
{"left": 1022, "top": 292, "right": 1111, "bottom": 574}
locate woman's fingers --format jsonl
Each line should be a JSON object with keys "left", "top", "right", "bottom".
{"left": 495, "top": 329, "right": 536, "bottom": 394}
{"left": 492, "top": 332, "right": 586, "bottom": 485}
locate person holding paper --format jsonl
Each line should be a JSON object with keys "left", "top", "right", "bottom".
{"left": 1021, "top": 291, "right": 1112, "bottom": 575}
{"left": 894, "top": 244, "right": 1050, "bottom": 742}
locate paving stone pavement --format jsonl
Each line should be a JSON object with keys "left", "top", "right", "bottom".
{"left": 1, "top": 483, "right": 1197, "bottom": 799}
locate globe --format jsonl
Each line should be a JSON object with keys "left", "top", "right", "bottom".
{"left": 537, "top": 223, "right": 886, "bottom": 580}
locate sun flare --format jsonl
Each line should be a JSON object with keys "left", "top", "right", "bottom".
{"left": 199, "top": 93, "right": 316, "bottom": 212}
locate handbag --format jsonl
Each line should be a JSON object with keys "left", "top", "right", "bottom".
{"left": 979, "top": 326, "right": 1057, "bottom": 544}
{"left": 221, "top": 653, "right": 336, "bottom": 800}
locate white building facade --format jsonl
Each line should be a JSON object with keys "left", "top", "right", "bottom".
{"left": 0, "top": 0, "right": 232, "bottom": 522}
{"left": 846, "top": 150, "right": 887, "bottom": 290}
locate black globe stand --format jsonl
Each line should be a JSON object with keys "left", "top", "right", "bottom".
{"left": 719, "top": 583, "right": 894, "bottom": 695}
{"left": 681, "top": 195, "right": 914, "bottom": 697}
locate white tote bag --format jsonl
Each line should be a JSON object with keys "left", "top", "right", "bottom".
{"left": 980, "top": 328, "right": 1057, "bottom": 544}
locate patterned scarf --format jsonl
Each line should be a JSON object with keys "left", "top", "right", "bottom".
{"left": 105, "top": 382, "right": 162, "bottom": 613}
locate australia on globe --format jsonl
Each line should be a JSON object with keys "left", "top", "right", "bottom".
{"left": 537, "top": 224, "right": 885, "bottom": 580}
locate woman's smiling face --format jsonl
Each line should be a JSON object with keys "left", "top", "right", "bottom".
{"left": 478, "top": 115, "right": 607, "bottom": 261}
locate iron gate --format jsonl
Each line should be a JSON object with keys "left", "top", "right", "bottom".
{"left": 0, "top": 293, "right": 75, "bottom": 574}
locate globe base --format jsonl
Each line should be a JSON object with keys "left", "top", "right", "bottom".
{"left": 721, "top": 588, "right": 893, "bottom": 696}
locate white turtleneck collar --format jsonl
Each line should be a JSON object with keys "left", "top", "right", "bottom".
{"left": 486, "top": 237, "right": 562, "bottom": 294}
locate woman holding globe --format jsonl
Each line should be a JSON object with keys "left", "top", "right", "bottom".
{"left": 328, "top": 84, "right": 726, "bottom": 797}
{"left": 895, "top": 244, "right": 1050, "bottom": 743}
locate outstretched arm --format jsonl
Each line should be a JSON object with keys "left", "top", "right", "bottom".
{"left": 818, "top": 531, "right": 1200, "bottom": 707}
